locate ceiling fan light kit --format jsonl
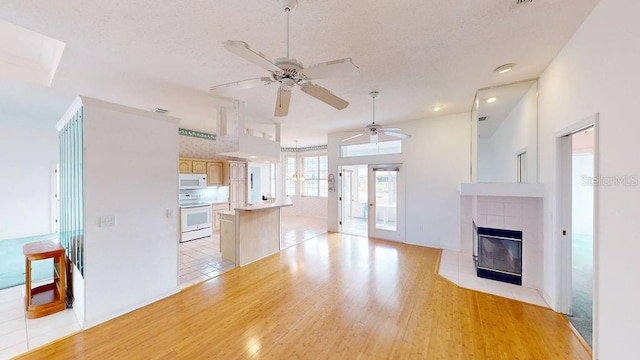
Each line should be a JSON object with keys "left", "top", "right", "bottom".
{"left": 210, "top": 0, "right": 358, "bottom": 117}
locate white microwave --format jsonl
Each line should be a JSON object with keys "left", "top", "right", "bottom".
{"left": 179, "top": 174, "right": 207, "bottom": 189}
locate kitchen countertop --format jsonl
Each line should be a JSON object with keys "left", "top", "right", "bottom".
{"left": 233, "top": 198, "right": 293, "bottom": 211}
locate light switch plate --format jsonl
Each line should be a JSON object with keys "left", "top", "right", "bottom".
{"left": 99, "top": 215, "right": 116, "bottom": 227}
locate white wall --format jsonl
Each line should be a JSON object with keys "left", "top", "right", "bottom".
{"left": 0, "top": 125, "right": 58, "bottom": 240}
{"left": 538, "top": 0, "right": 640, "bottom": 357}
{"left": 78, "top": 97, "right": 180, "bottom": 328}
{"left": 328, "top": 113, "right": 470, "bottom": 250}
{"left": 478, "top": 83, "right": 537, "bottom": 183}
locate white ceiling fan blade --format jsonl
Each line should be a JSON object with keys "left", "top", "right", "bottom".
{"left": 210, "top": 77, "right": 273, "bottom": 94}
{"left": 223, "top": 40, "right": 281, "bottom": 73}
{"left": 380, "top": 127, "right": 401, "bottom": 132}
{"left": 342, "top": 133, "right": 365, "bottom": 142}
{"left": 302, "top": 58, "right": 360, "bottom": 80}
{"left": 274, "top": 86, "right": 292, "bottom": 117}
{"left": 383, "top": 131, "right": 411, "bottom": 139}
{"left": 300, "top": 83, "right": 349, "bottom": 110}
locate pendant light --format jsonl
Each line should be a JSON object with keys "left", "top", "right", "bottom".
{"left": 291, "top": 140, "right": 305, "bottom": 181}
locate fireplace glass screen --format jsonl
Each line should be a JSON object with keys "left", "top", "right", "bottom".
{"left": 475, "top": 227, "right": 523, "bottom": 285}
{"left": 478, "top": 235, "right": 522, "bottom": 275}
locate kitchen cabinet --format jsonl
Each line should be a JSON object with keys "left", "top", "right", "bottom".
{"left": 180, "top": 158, "right": 223, "bottom": 185}
{"left": 219, "top": 212, "right": 236, "bottom": 263}
{"left": 226, "top": 161, "right": 248, "bottom": 211}
{"left": 228, "top": 161, "right": 247, "bottom": 181}
{"left": 229, "top": 180, "right": 247, "bottom": 211}
{"left": 206, "top": 162, "right": 223, "bottom": 186}
{"left": 212, "top": 203, "right": 228, "bottom": 231}
{"left": 192, "top": 160, "right": 206, "bottom": 174}
{"left": 179, "top": 158, "right": 192, "bottom": 173}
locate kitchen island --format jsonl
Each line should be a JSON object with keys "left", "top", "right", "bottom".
{"left": 220, "top": 198, "right": 293, "bottom": 267}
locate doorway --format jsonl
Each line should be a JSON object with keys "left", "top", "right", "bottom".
{"left": 559, "top": 122, "right": 596, "bottom": 349}
{"left": 339, "top": 165, "right": 368, "bottom": 237}
{"left": 368, "top": 164, "right": 404, "bottom": 242}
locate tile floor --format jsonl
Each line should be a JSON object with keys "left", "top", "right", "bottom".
{"left": 179, "top": 216, "right": 327, "bottom": 288}
{"left": 438, "top": 249, "right": 549, "bottom": 307}
{"left": 179, "top": 233, "right": 235, "bottom": 289}
{"left": 0, "top": 215, "right": 328, "bottom": 358}
{"left": 0, "top": 283, "right": 81, "bottom": 359}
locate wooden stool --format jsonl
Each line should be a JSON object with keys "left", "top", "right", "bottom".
{"left": 23, "top": 240, "right": 67, "bottom": 319}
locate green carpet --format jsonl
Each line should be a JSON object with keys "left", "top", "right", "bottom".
{"left": 0, "top": 234, "right": 58, "bottom": 290}
{"left": 568, "top": 233, "right": 593, "bottom": 347}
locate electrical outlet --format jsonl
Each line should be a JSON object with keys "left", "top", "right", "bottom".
{"left": 99, "top": 215, "right": 116, "bottom": 227}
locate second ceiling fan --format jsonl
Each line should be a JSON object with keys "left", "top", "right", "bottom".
{"left": 210, "top": 0, "right": 359, "bottom": 117}
{"left": 343, "top": 91, "right": 412, "bottom": 143}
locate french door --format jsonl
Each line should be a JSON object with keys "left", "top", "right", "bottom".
{"left": 367, "top": 164, "right": 404, "bottom": 242}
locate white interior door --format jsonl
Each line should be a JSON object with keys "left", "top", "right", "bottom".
{"left": 368, "top": 164, "right": 404, "bottom": 242}
{"left": 558, "top": 120, "right": 597, "bottom": 351}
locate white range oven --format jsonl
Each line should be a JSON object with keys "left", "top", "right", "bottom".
{"left": 179, "top": 203, "right": 213, "bottom": 243}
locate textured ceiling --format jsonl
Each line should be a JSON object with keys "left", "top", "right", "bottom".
{"left": 0, "top": 0, "right": 599, "bottom": 147}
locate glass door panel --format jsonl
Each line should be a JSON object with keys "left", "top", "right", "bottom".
{"left": 374, "top": 170, "right": 397, "bottom": 231}
{"left": 343, "top": 170, "right": 353, "bottom": 221}
{"left": 368, "top": 164, "right": 404, "bottom": 242}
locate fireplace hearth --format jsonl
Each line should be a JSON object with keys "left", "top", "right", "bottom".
{"left": 474, "top": 224, "right": 522, "bottom": 285}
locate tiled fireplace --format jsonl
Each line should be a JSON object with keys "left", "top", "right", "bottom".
{"left": 459, "top": 184, "right": 543, "bottom": 290}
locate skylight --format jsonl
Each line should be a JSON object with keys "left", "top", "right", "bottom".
{"left": 0, "top": 20, "right": 66, "bottom": 87}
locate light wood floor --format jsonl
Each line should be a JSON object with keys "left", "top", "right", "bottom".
{"left": 16, "top": 233, "right": 590, "bottom": 359}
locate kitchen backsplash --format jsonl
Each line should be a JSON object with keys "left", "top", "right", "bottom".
{"left": 179, "top": 187, "right": 229, "bottom": 203}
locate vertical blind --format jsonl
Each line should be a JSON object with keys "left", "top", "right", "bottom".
{"left": 59, "top": 106, "right": 85, "bottom": 276}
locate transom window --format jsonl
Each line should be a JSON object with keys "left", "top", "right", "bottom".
{"left": 340, "top": 140, "right": 402, "bottom": 158}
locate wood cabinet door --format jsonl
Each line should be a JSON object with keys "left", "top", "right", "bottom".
{"left": 212, "top": 210, "right": 221, "bottom": 230}
{"left": 237, "top": 163, "right": 247, "bottom": 181}
{"left": 179, "top": 159, "right": 192, "bottom": 173}
{"left": 229, "top": 162, "right": 239, "bottom": 180}
{"left": 228, "top": 161, "right": 247, "bottom": 181}
{"left": 229, "top": 181, "right": 239, "bottom": 209}
{"left": 229, "top": 180, "right": 247, "bottom": 209}
{"left": 237, "top": 180, "right": 247, "bottom": 204}
{"left": 206, "top": 162, "right": 222, "bottom": 186}
{"left": 192, "top": 160, "right": 207, "bottom": 174}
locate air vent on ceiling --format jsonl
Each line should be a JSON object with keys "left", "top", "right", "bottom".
{"left": 152, "top": 107, "right": 169, "bottom": 114}
{"left": 516, "top": 0, "right": 532, "bottom": 3}
{"left": 478, "top": 116, "right": 488, "bottom": 122}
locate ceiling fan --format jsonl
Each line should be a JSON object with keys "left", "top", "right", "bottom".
{"left": 210, "top": 0, "right": 359, "bottom": 117}
{"left": 342, "top": 91, "right": 412, "bottom": 143}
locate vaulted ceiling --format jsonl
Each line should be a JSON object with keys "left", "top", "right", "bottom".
{"left": 0, "top": 0, "right": 598, "bottom": 147}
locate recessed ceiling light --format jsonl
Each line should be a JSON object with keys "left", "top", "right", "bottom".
{"left": 152, "top": 107, "right": 168, "bottom": 114}
{"left": 486, "top": 97, "right": 497, "bottom": 103}
{"left": 494, "top": 63, "right": 515, "bottom": 74}
{"left": 249, "top": 155, "right": 257, "bottom": 159}
{"left": 432, "top": 105, "right": 443, "bottom": 112}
